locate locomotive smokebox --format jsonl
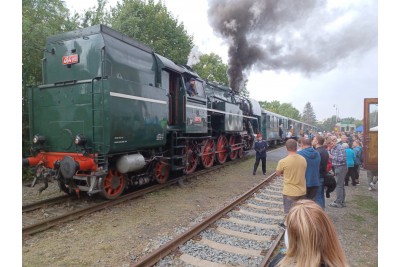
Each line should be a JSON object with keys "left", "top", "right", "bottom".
{"left": 116, "top": 154, "right": 146, "bottom": 174}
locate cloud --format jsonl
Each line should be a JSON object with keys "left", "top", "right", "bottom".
{"left": 207, "top": 0, "right": 377, "bottom": 94}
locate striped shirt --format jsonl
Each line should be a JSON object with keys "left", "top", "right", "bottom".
{"left": 330, "top": 144, "right": 347, "bottom": 166}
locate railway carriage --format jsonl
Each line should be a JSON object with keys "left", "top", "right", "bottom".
{"left": 259, "top": 110, "right": 287, "bottom": 146}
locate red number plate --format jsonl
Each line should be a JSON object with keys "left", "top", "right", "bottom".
{"left": 194, "top": 116, "right": 202, "bottom": 123}
{"left": 62, "top": 54, "right": 79, "bottom": 65}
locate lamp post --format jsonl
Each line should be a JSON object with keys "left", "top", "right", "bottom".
{"left": 333, "top": 104, "right": 338, "bottom": 122}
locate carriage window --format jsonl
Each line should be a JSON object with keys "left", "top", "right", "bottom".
{"left": 369, "top": 103, "right": 378, "bottom": 131}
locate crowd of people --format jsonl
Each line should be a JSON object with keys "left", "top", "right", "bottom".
{"left": 267, "top": 130, "right": 376, "bottom": 266}
{"left": 279, "top": 130, "right": 377, "bottom": 209}
{"left": 255, "top": 130, "right": 376, "bottom": 209}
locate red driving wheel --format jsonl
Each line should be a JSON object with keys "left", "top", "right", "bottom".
{"left": 216, "top": 135, "right": 228, "bottom": 164}
{"left": 201, "top": 139, "right": 215, "bottom": 168}
{"left": 183, "top": 144, "right": 198, "bottom": 174}
{"left": 229, "top": 135, "right": 238, "bottom": 160}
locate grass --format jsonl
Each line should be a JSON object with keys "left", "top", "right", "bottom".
{"left": 346, "top": 194, "right": 378, "bottom": 237}
{"left": 352, "top": 194, "right": 378, "bottom": 216}
{"left": 349, "top": 213, "right": 365, "bottom": 224}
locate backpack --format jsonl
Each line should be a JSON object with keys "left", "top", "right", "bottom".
{"left": 324, "top": 173, "right": 336, "bottom": 198}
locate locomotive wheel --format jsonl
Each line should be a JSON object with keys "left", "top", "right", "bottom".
{"left": 229, "top": 136, "right": 238, "bottom": 160}
{"left": 201, "top": 139, "right": 215, "bottom": 168}
{"left": 100, "top": 169, "right": 126, "bottom": 200}
{"left": 154, "top": 161, "right": 170, "bottom": 184}
{"left": 238, "top": 147, "right": 244, "bottom": 159}
{"left": 216, "top": 135, "right": 228, "bottom": 164}
{"left": 183, "top": 144, "right": 198, "bottom": 174}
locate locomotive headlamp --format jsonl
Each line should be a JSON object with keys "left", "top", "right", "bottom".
{"left": 74, "top": 134, "right": 87, "bottom": 146}
{"left": 33, "top": 134, "right": 46, "bottom": 145}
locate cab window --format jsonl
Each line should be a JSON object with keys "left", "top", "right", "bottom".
{"left": 195, "top": 81, "right": 205, "bottom": 98}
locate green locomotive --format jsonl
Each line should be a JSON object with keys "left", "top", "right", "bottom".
{"left": 23, "top": 25, "right": 260, "bottom": 199}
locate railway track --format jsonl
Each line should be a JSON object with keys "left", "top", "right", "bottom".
{"left": 22, "top": 154, "right": 255, "bottom": 236}
{"left": 22, "top": 195, "right": 74, "bottom": 213}
{"left": 131, "top": 173, "right": 285, "bottom": 267}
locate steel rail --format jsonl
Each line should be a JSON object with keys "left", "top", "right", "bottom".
{"left": 22, "top": 195, "right": 75, "bottom": 213}
{"left": 260, "top": 227, "right": 285, "bottom": 267}
{"left": 131, "top": 172, "right": 278, "bottom": 267}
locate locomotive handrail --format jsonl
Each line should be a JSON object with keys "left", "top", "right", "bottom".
{"left": 186, "top": 97, "right": 206, "bottom": 105}
{"left": 38, "top": 78, "right": 99, "bottom": 88}
{"left": 208, "top": 94, "right": 240, "bottom": 106}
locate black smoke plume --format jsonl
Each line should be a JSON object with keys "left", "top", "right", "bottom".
{"left": 207, "top": 0, "right": 377, "bottom": 94}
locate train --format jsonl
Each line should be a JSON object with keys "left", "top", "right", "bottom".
{"left": 23, "top": 25, "right": 317, "bottom": 199}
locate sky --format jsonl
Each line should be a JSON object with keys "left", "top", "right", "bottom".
{"left": 65, "top": 0, "right": 378, "bottom": 122}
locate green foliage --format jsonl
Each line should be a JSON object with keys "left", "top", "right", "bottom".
{"left": 317, "top": 116, "right": 337, "bottom": 132}
{"left": 192, "top": 53, "right": 229, "bottom": 85}
{"left": 259, "top": 100, "right": 301, "bottom": 120}
{"left": 22, "top": 0, "right": 80, "bottom": 85}
{"left": 191, "top": 53, "right": 249, "bottom": 97}
{"left": 353, "top": 195, "right": 378, "bottom": 216}
{"left": 80, "top": 0, "right": 112, "bottom": 27}
{"left": 110, "top": 0, "right": 193, "bottom": 64}
{"left": 301, "top": 102, "right": 317, "bottom": 125}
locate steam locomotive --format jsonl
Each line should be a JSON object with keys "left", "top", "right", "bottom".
{"left": 23, "top": 25, "right": 316, "bottom": 199}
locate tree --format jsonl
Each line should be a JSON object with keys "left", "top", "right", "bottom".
{"left": 110, "top": 0, "right": 193, "bottom": 64}
{"left": 301, "top": 102, "right": 317, "bottom": 125}
{"left": 80, "top": 0, "right": 112, "bottom": 28}
{"left": 23, "top": 0, "right": 80, "bottom": 85}
{"left": 258, "top": 100, "right": 301, "bottom": 120}
{"left": 280, "top": 103, "right": 301, "bottom": 120}
{"left": 191, "top": 53, "right": 229, "bottom": 85}
{"left": 191, "top": 53, "right": 250, "bottom": 97}
{"left": 259, "top": 100, "right": 280, "bottom": 113}
{"left": 317, "top": 116, "right": 337, "bottom": 132}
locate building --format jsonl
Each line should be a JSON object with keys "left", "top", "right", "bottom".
{"left": 335, "top": 122, "right": 356, "bottom": 133}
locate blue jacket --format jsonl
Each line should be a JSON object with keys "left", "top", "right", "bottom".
{"left": 345, "top": 148, "right": 355, "bottom": 167}
{"left": 298, "top": 147, "right": 321, "bottom": 187}
{"left": 254, "top": 140, "right": 268, "bottom": 158}
{"left": 353, "top": 146, "right": 363, "bottom": 165}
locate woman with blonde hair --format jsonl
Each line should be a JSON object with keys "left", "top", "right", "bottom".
{"left": 270, "top": 199, "right": 349, "bottom": 267}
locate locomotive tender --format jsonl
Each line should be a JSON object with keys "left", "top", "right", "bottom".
{"left": 23, "top": 25, "right": 316, "bottom": 199}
